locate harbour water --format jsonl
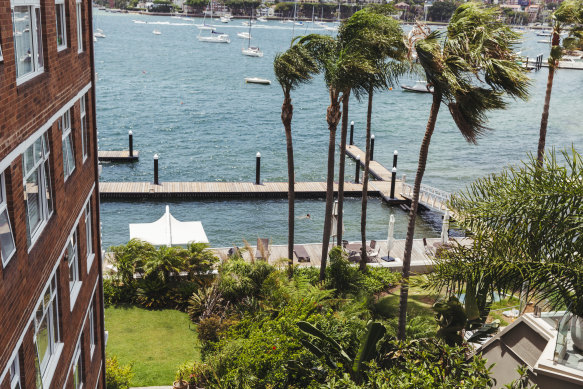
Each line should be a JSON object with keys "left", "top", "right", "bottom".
{"left": 95, "top": 11, "right": 582, "bottom": 249}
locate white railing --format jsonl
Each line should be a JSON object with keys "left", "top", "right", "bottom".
{"left": 401, "top": 181, "right": 451, "bottom": 211}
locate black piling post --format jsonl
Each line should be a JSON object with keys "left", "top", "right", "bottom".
{"left": 370, "top": 134, "right": 375, "bottom": 161}
{"left": 390, "top": 167, "right": 397, "bottom": 199}
{"left": 349, "top": 121, "right": 354, "bottom": 146}
{"left": 256, "top": 152, "right": 261, "bottom": 185}
{"left": 129, "top": 130, "right": 133, "bottom": 157}
{"left": 153, "top": 154, "right": 159, "bottom": 185}
{"left": 355, "top": 155, "right": 360, "bottom": 183}
{"left": 392, "top": 150, "right": 398, "bottom": 169}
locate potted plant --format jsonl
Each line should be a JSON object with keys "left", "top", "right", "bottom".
{"left": 173, "top": 365, "right": 189, "bottom": 389}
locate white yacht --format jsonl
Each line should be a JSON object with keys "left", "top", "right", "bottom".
{"left": 198, "top": 26, "right": 230, "bottom": 43}
{"left": 237, "top": 32, "right": 251, "bottom": 39}
{"left": 242, "top": 46, "right": 263, "bottom": 57}
{"left": 152, "top": 29, "right": 162, "bottom": 35}
{"left": 257, "top": 16, "right": 267, "bottom": 22}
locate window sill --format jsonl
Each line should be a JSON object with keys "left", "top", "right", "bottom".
{"left": 57, "top": 45, "right": 68, "bottom": 52}
{"left": 87, "top": 253, "right": 95, "bottom": 273}
{"left": 70, "top": 281, "right": 82, "bottom": 310}
{"left": 1, "top": 248, "right": 16, "bottom": 268}
{"left": 41, "top": 342, "right": 64, "bottom": 389}
{"left": 90, "top": 344, "right": 95, "bottom": 359}
{"left": 27, "top": 216, "right": 52, "bottom": 253}
{"left": 16, "top": 69, "right": 45, "bottom": 86}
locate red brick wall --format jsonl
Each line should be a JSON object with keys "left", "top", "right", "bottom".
{"left": 0, "top": 0, "right": 104, "bottom": 386}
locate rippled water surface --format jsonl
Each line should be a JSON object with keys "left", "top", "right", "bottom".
{"left": 95, "top": 11, "right": 582, "bottom": 248}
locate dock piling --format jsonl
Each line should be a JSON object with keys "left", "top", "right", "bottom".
{"left": 370, "top": 134, "right": 375, "bottom": 161}
{"left": 129, "top": 130, "right": 133, "bottom": 158}
{"left": 154, "top": 154, "right": 159, "bottom": 185}
{"left": 256, "top": 152, "right": 261, "bottom": 185}
{"left": 390, "top": 167, "right": 397, "bottom": 198}
{"left": 349, "top": 121, "right": 354, "bottom": 146}
{"left": 393, "top": 150, "right": 398, "bottom": 169}
{"left": 402, "top": 174, "right": 406, "bottom": 184}
{"left": 355, "top": 155, "right": 360, "bottom": 183}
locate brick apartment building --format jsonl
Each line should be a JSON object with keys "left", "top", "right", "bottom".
{"left": 0, "top": 0, "right": 106, "bottom": 387}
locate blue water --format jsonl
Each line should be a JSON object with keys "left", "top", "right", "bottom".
{"left": 94, "top": 12, "right": 583, "bottom": 249}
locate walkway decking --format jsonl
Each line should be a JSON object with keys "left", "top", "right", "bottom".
{"left": 212, "top": 237, "right": 471, "bottom": 273}
{"left": 99, "top": 180, "right": 409, "bottom": 200}
{"left": 98, "top": 150, "right": 139, "bottom": 162}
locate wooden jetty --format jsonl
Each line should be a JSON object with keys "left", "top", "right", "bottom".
{"left": 99, "top": 180, "right": 410, "bottom": 200}
{"left": 98, "top": 150, "right": 139, "bottom": 162}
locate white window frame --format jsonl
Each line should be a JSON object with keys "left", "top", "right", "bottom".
{"left": 0, "top": 36, "right": 3, "bottom": 61}
{"left": 72, "top": 339, "right": 83, "bottom": 389}
{"left": 60, "top": 109, "right": 76, "bottom": 181}
{"left": 11, "top": 0, "right": 44, "bottom": 85}
{"left": 67, "top": 228, "right": 82, "bottom": 308}
{"left": 9, "top": 355, "right": 21, "bottom": 389}
{"left": 76, "top": 0, "right": 83, "bottom": 53}
{"left": 80, "top": 95, "right": 88, "bottom": 161}
{"left": 33, "top": 273, "right": 64, "bottom": 389}
{"left": 23, "top": 132, "right": 53, "bottom": 250}
{"left": 0, "top": 172, "right": 16, "bottom": 267}
{"left": 55, "top": 0, "right": 67, "bottom": 51}
{"left": 89, "top": 298, "right": 96, "bottom": 357}
{"left": 85, "top": 201, "right": 94, "bottom": 272}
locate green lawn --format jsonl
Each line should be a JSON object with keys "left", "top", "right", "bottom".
{"left": 105, "top": 306, "right": 200, "bottom": 386}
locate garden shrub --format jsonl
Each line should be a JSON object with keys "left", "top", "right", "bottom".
{"left": 103, "top": 278, "right": 135, "bottom": 306}
{"left": 105, "top": 356, "right": 134, "bottom": 389}
{"left": 217, "top": 259, "right": 276, "bottom": 303}
{"left": 327, "top": 247, "right": 363, "bottom": 295}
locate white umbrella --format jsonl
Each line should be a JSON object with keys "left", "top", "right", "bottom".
{"left": 382, "top": 214, "right": 396, "bottom": 262}
{"left": 331, "top": 200, "right": 344, "bottom": 245}
{"left": 441, "top": 209, "right": 450, "bottom": 244}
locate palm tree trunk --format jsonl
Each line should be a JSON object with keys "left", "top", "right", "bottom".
{"left": 282, "top": 91, "right": 295, "bottom": 276}
{"left": 336, "top": 91, "right": 350, "bottom": 247}
{"left": 537, "top": 30, "right": 560, "bottom": 166}
{"left": 359, "top": 89, "right": 373, "bottom": 271}
{"left": 320, "top": 91, "right": 342, "bottom": 281}
{"left": 397, "top": 91, "right": 442, "bottom": 340}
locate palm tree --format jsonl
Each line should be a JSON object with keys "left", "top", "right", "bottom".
{"left": 274, "top": 44, "right": 319, "bottom": 275}
{"left": 396, "top": 3, "right": 529, "bottom": 340}
{"left": 339, "top": 10, "right": 407, "bottom": 270}
{"left": 537, "top": 0, "right": 582, "bottom": 165}
{"left": 298, "top": 34, "right": 376, "bottom": 280}
{"left": 334, "top": 9, "right": 406, "bottom": 250}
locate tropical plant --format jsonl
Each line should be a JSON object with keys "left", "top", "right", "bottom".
{"left": 297, "top": 33, "right": 376, "bottom": 280}
{"left": 274, "top": 43, "right": 319, "bottom": 275}
{"left": 432, "top": 149, "right": 583, "bottom": 316}
{"left": 537, "top": 0, "right": 583, "bottom": 164}
{"left": 397, "top": 2, "right": 529, "bottom": 340}
{"left": 338, "top": 9, "right": 407, "bottom": 269}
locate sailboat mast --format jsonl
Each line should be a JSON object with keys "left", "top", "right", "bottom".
{"left": 248, "top": 8, "right": 252, "bottom": 48}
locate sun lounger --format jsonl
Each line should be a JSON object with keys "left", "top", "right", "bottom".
{"left": 255, "top": 238, "right": 270, "bottom": 260}
{"left": 293, "top": 245, "right": 310, "bottom": 263}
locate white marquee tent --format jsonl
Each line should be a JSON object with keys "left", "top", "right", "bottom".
{"left": 129, "top": 205, "right": 208, "bottom": 246}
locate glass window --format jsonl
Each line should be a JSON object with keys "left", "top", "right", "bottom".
{"left": 55, "top": 0, "right": 67, "bottom": 50}
{"left": 72, "top": 340, "right": 83, "bottom": 389}
{"left": 89, "top": 298, "right": 97, "bottom": 356}
{"left": 9, "top": 354, "right": 22, "bottom": 389}
{"left": 33, "top": 273, "right": 61, "bottom": 382}
{"left": 23, "top": 133, "right": 53, "bottom": 247}
{"left": 80, "top": 95, "right": 89, "bottom": 160}
{"left": 66, "top": 229, "right": 80, "bottom": 290}
{"left": 76, "top": 1, "right": 83, "bottom": 53}
{"left": 0, "top": 172, "right": 16, "bottom": 266}
{"left": 60, "top": 110, "right": 76, "bottom": 180}
{"left": 12, "top": 3, "right": 44, "bottom": 82}
{"left": 85, "top": 201, "right": 93, "bottom": 263}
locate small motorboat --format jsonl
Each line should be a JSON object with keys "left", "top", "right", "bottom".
{"left": 237, "top": 32, "right": 251, "bottom": 39}
{"left": 220, "top": 16, "right": 231, "bottom": 23}
{"left": 245, "top": 77, "right": 271, "bottom": 85}
{"left": 152, "top": 29, "right": 162, "bottom": 35}
{"left": 257, "top": 16, "right": 267, "bottom": 22}
{"left": 94, "top": 30, "right": 106, "bottom": 38}
{"left": 401, "top": 81, "right": 433, "bottom": 93}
